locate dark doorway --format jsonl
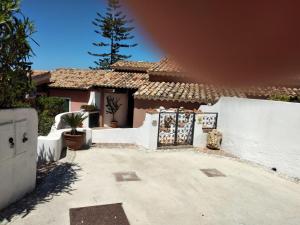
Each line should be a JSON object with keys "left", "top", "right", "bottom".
{"left": 127, "top": 89, "right": 135, "bottom": 127}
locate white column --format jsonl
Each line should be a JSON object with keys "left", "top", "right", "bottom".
{"left": 87, "top": 91, "right": 100, "bottom": 109}
{"left": 193, "top": 113, "right": 205, "bottom": 147}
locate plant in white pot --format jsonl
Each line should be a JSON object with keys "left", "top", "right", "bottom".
{"left": 62, "top": 113, "right": 87, "bottom": 150}
{"left": 105, "top": 96, "right": 122, "bottom": 128}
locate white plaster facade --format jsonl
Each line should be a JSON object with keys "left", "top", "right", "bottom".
{"left": 37, "top": 128, "right": 92, "bottom": 162}
{"left": 38, "top": 97, "right": 300, "bottom": 179}
{"left": 200, "top": 97, "right": 300, "bottom": 179}
{"left": 92, "top": 113, "right": 159, "bottom": 149}
{"left": 37, "top": 111, "right": 92, "bottom": 162}
{"left": 192, "top": 113, "right": 204, "bottom": 148}
{"left": 87, "top": 91, "right": 100, "bottom": 109}
{"left": 38, "top": 111, "right": 159, "bottom": 162}
{"left": 0, "top": 109, "right": 37, "bottom": 210}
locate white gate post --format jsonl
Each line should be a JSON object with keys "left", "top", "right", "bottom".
{"left": 136, "top": 110, "right": 159, "bottom": 150}
{"left": 0, "top": 108, "right": 38, "bottom": 210}
{"left": 193, "top": 111, "right": 204, "bottom": 147}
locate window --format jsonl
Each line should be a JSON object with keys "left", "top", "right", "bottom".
{"left": 62, "top": 98, "right": 71, "bottom": 112}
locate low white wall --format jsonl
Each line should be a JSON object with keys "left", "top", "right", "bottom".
{"left": 0, "top": 108, "right": 37, "bottom": 210}
{"left": 39, "top": 109, "right": 93, "bottom": 162}
{"left": 37, "top": 128, "right": 92, "bottom": 162}
{"left": 92, "top": 113, "right": 159, "bottom": 149}
{"left": 92, "top": 128, "right": 138, "bottom": 144}
{"left": 200, "top": 97, "right": 300, "bottom": 179}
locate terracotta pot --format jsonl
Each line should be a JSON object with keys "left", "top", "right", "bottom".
{"left": 110, "top": 121, "right": 118, "bottom": 128}
{"left": 64, "top": 131, "right": 86, "bottom": 150}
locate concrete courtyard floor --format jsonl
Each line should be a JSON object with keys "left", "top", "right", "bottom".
{"left": 8, "top": 146, "right": 300, "bottom": 225}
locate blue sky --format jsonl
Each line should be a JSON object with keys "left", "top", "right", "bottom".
{"left": 21, "top": 0, "right": 164, "bottom": 70}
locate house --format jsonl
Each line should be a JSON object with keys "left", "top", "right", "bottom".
{"left": 47, "top": 68, "right": 148, "bottom": 127}
{"left": 35, "top": 58, "right": 300, "bottom": 128}
{"left": 130, "top": 58, "right": 300, "bottom": 126}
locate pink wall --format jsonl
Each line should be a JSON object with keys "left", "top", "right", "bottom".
{"left": 103, "top": 92, "right": 128, "bottom": 127}
{"left": 49, "top": 88, "right": 90, "bottom": 111}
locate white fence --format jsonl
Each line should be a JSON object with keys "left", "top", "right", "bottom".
{"left": 201, "top": 97, "right": 300, "bottom": 179}
{"left": 37, "top": 111, "right": 160, "bottom": 161}
{"left": 92, "top": 113, "right": 159, "bottom": 149}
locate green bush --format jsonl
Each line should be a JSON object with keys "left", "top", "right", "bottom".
{"left": 269, "top": 93, "right": 291, "bottom": 102}
{"left": 80, "top": 104, "right": 98, "bottom": 112}
{"left": 11, "top": 101, "right": 32, "bottom": 108}
{"left": 36, "top": 96, "right": 65, "bottom": 135}
{"left": 38, "top": 111, "right": 55, "bottom": 136}
{"left": 0, "top": 0, "right": 35, "bottom": 108}
{"left": 36, "top": 96, "right": 65, "bottom": 116}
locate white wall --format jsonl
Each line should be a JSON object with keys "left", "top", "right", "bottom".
{"left": 193, "top": 113, "right": 204, "bottom": 147}
{"left": 200, "top": 97, "right": 300, "bottom": 179}
{"left": 92, "top": 128, "right": 137, "bottom": 144}
{"left": 92, "top": 113, "right": 159, "bottom": 149}
{"left": 38, "top": 111, "right": 92, "bottom": 162}
{"left": 37, "top": 128, "right": 92, "bottom": 162}
{"left": 0, "top": 108, "right": 37, "bottom": 210}
{"left": 136, "top": 113, "right": 159, "bottom": 149}
{"left": 88, "top": 91, "right": 100, "bottom": 109}
{"left": 52, "top": 111, "right": 89, "bottom": 131}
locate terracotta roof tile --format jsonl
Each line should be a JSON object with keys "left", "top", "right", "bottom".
{"left": 31, "top": 70, "right": 51, "bottom": 85}
{"left": 49, "top": 69, "right": 148, "bottom": 90}
{"left": 93, "top": 71, "right": 149, "bottom": 89}
{"left": 242, "top": 86, "right": 299, "bottom": 98}
{"left": 111, "top": 60, "right": 156, "bottom": 72}
{"left": 32, "top": 70, "right": 50, "bottom": 77}
{"left": 147, "top": 58, "right": 184, "bottom": 76}
{"left": 134, "top": 82, "right": 300, "bottom": 103}
{"left": 46, "top": 63, "right": 300, "bottom": 103}
{"left": 49, "top": 69, "right": 104, "bottom": 89}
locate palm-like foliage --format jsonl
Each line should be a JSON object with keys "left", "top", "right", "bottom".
{"left": 62, "top": 113, "right": 87, "bottom": 135}
{"left": 105, "top": 96, "right": 121, "bottom": 121}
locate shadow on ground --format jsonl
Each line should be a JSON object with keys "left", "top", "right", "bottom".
{"left": 0, "top": 162, "right": 81, "bottom": 222}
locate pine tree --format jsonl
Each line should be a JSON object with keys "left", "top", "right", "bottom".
{"left": 88, "top": 0, "right": 137, "bottom": 70}
{"left": 0, "top": 0, "right": 35, "bottom": 108}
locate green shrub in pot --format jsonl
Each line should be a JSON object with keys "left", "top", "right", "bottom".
{"left": 80, "top": 104, "right": 98, "bottom": 112}
{"left": 62, "top": 113, "right": 88, "bottom": 150}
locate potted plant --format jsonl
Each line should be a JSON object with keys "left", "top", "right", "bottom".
{"left": 105, "top": 96, "right": 122, "bottom": 128}
{"left": 62, "top": 113, "right": 87, "bottom": 150}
